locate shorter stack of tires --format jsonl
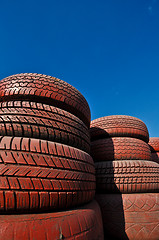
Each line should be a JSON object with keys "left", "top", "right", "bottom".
{"left": 0, "top": 73, "right": 104, "bottom": 240}
{"left": 90, "top": 115, "right": 159, "bottom": 240}
{"left": 149, "top": 137, "right": 159, "bottom": 164}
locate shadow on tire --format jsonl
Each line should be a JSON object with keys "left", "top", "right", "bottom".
{"left": 91, "top": 127, "right": 129, "bottom": 240}
{"left": 151, "top": 152, "right": 159, "bottom": 164}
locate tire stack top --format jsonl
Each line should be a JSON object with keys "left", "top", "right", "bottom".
{"left": 90, "top": 115, "right": 149, "bottom": 142}
{"left": 0, "top": 73, "right": 91, "bottom": 127}
{"left": 0, "top": 73, "right": 96, "bottom": 213}
{"left": 90, "top": 115, "right": 159, "bottom": 240}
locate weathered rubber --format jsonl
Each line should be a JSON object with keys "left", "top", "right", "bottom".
{"left": 149, "top": 137, "right": 159, "bottom": 152}
{"left": 95, "top": 160, "right": 159, "bottom": 193}
{"left": 91, "top": 137, "right": 151, "bottom": 162}
{"left": 0, "top": 200, "right": 104, "bottom": 240}
{"left": 90, "top": 115, "right": 149, "bottom": 142}
{"left": 96, "top": 193, "right": 159, "bottom": 240}
{"left": 0, "top": 136, "right": 95, "bottom": 212}
{"left": 0, "top": 73, "right": 91, "bottom": 127}
{"left": 0, "top": 101, "right": 90, "bottom": 153}
{"left": 151, "top": 152, "right": 159, "bottom": 164}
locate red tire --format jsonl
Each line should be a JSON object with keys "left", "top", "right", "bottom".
{"left": 91, "top": 137, "right": 151, "bottom": 162}
{"left": 149, "top": 137, "right": 159, "bottom": 152}
{"left": 0, "top": 101, "right": 90, "bottom": 153}
{"left": 95, "top": 160, "right": 159, "bottom": 193}
{"left": 96, "top": 193, "right": 159, "bottom": 240}
{"left": 151, "top": 152, "right": 159, "bottom": 164}
{"left": 0, "top": 200, "right": 104, "bottom": 240}
{"left": 0, "top": 136, "right": 95, "bottom": 212}
{"left": 0, "top": 73, "right": 91, "bottom": 127}
{"left": 90, "top": 115, "right": 149, "bottom": 142}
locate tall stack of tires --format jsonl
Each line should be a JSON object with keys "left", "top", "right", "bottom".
{"left": 0, "top": 73, "right": 104, "bottom": 240}
{"left": 149, "top": 137, "right": 159, "bottom": 164}
{"left": 90, "top": 115, "right": 159, "bottom": 240}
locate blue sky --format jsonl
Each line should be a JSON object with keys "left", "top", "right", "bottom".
{"left": 0, "top": 0, "right": 159, "bottom": 137}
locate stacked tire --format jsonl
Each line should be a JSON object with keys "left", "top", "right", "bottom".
{"left": 90, "top": 115, "right": 159, "bottom": 240}
{"left": 149, "top": 137, "right": 159, "bottom": 164}
{"left": 0, "top": 73, "right": 104, "bottom": 240}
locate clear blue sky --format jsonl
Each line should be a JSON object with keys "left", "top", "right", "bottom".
{"left": 0, "top": 0, "right": 159, "bottom": 137}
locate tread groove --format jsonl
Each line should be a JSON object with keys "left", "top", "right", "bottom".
{"left": 0, "top": 104, "right": 90, "bottom": 152}
{"left": 0, "top": 137, "right": 95, "bottom": 212}
{"left": 95, "top": 160, "right": 159, "bottom": 193}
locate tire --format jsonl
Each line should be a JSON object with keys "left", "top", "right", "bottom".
{"left": 96, "top": 193, "right": 159, "bottom": 240}
{"left": 0, "top": 200, "right": 104, "bottom": 240}
{"left": 149, "top": 137, "right": 159, "bottom": 152}
{"left": 0, "top": 136, "right": 95, "bottom": 212}
{"left": 151, "top": 152, "right": 159, "bottom": 164}
{"left": 90, "top": 115, "right": 149, "bottom": 142}
{"left": 95, "top": 160, "right": 159, "bottom": 193}
{"left": 91, "top": 137, "right": 151, "bottom": 162}
{"left": 0, "top": 101, "right": 90, "bottom": 153}
{"left": 0, "top": 73, "right": 91, "bottom": 127}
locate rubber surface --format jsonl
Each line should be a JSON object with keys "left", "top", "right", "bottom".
{"left": 95, "top": 160, "right": 159, "bottom": 193}
{"left": 0, "top": 73, "right": 91, "bottom": 127}
{"left": 91, "top": 137, "right": 151, "bottom": 162}
{"left": 0, "top": 101, "right": 90, "bottom": 153}
{"left": 90, "top": 115, "right": 149, "bottom": 142}
{"left": 149, "top": 137, "right": 159, "bottom": 152}
{"left": 96, "top": 193, "right": 159, "bottom": 240}
{"left": 151, "top": 152, "right": 159, "bottom": 164}
{"left": 0, "top": 136, "right": 95, "bottom": 212}
{"left": 0, "top": 200, "right": 104, "bottom": 240}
